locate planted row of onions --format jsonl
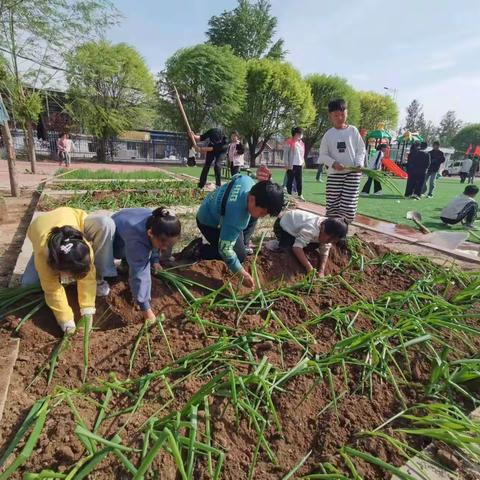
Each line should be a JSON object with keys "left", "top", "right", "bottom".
{"left": 1, "top": 239, "right": 479, "bottom": 478}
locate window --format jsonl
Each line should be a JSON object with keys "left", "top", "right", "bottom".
{"left": 127, "top": 142, "right": 137, "bottom": 151}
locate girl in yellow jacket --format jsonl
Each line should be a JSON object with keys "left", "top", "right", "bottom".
{"left": 22, "top": 207, "right": 116, "bottom": 334}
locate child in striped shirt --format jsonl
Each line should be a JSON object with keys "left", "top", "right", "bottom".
{"left": 319, "top": 99, "right": 366, "bottom": 223}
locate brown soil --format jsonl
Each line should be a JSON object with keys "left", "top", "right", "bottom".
{"left": 0, "top": 240, "right": 478, "bottom": 479}
{"left": 0, "top": 190, "right": 40, "bottom": 287}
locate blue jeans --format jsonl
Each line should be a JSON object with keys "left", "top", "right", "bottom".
{"left": 22, "top": 212, "right": 117, "bottom": 285}
{"left": 422, "top": 171, "right": 438, "bottom": 196}
{"left": 316, "top": 164, "right": 324, "bottom": 181}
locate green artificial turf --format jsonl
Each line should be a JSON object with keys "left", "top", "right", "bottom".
{"left": 166, "top": 165, "right": 478, "bottom": 235}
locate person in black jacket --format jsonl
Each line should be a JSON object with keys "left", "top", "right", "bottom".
{"left": 405, "top": 142, "right": 430, "bottom": 199}
{"left": 192, "top": 128, "right": 228, "bottom": 189}
{"left": 422, "top": 141, "right": 445, "bottom": 197}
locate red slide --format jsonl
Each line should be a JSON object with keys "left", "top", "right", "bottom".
{"left": 383, "top": 157, "right": 408, "bottom": 178}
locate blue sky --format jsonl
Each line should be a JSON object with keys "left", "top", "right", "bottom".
{"left": 108, "top": 0, "right": 480, "bottom": 126}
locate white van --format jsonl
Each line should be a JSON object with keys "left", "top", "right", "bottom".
{"left": 442, "top": 158, "right": 468, "bottom": 176}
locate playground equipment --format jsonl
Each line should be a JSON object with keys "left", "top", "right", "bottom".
{"left": 366, "top": 126, "right": 407, "bottom": 179}
{"left": 395, "top": 131, "right": 424, "bottom": 166}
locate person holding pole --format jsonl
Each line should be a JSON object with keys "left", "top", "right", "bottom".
{"left": 192, "top": 128, "right": 228, "bottom": 189}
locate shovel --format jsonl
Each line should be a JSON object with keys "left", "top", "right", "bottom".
{"left": 406, "top": 211, "right": 469, "bottom": 250}
{"left": 406, "top": 211, "right": 431, "bottom": 234}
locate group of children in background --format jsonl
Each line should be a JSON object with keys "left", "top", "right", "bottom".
{"left": 24, "top": 98, "right": 478, "bottom": 335}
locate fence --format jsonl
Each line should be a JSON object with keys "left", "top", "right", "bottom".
{"left": 8, "top": 130, "right": 189, "bottom": 164}
{"left": 4, "top": 129, "right": 324, "bottom": 168}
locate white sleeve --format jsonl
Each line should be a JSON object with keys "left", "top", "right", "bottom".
{"left": 354, "top": 129, "right": 366, "bottom": 168}
{"left": 319, "top": 133, "right": 336, "bottom": 167}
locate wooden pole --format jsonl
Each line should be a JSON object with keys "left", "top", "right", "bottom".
{"left": 0, "top": 93, "right": 19, "bottom": 196}
{"left": 2, "top": 121, "right": 19, "bottom": 197}
{"left": 173, "top": 86, "right": 196, "bottom": 146}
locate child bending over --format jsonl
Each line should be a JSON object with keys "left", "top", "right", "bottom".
{"left": 273, "top": 209, "right": 348, "bottom": 276}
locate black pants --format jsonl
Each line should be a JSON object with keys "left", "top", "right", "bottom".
{"left": 460, "top": 172, "right": 468, "bottom": 183}
{"left": 199, "top": 153, "right": 221, "bottom": 188}
{"left": 230, "top": 165, "right": 240, "bottom": 177}
{"left": 273, "top": 218, "right": 295, "bottom": 247}
{"left": 405, "top": 173, "right": 426, "bottom": 197}
{"left": 286, "top": 165, "right": 303, "bottom": 195}
{"left": 441, "top": 203, "right": 477, "bottom": 226}
{"left": 197, "top": 217, "right": 257, "bottom": 263}
{"left": 362, "top": 177, "right": 382, "bottom": 194}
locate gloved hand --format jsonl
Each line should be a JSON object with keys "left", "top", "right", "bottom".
{"left": 61, "top": 320, "right": 76, "bottom": 335}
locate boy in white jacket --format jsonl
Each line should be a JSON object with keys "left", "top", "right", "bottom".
{"left": 319, "top": 99, "right": 366, "bottom": 223}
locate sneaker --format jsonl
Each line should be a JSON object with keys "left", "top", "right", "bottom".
{"left": 427, "top": 194, "right": 433, "bottom": 198}
{"left": 374, "top": 191, "right": 383, "bottom": 196}
{"left": 298, "top": 195, "right": 306, "bottom": 201}
{"left": 360, "top": 192, "right": 368, "bottom": 197}
{"left": 245, "top": 247, "right": 254, "bottom": 255}
{"left": 179, "top": 237, "right": 203, "bottom": 260}
{"left": 96, "top": 280, "right": 110, "bottom": 297}
{"left": 117, "top": 259, "right": 129, "bottom": 275}
{"left": 465, "top": 224, "right": 478, "bottom": 231}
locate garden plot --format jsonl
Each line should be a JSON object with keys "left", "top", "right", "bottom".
{"left": 1, "top": 238, "right": 479, "bottom": 479}
{"left": 40, "top": 169, "right": 208, "bottom": 211}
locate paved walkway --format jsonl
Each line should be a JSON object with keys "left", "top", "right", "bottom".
{"left": 298, "top": 200, "right": 480, "bottom": 265}
{"left": 0, "top": 159, "right": 169, "bottom": 190}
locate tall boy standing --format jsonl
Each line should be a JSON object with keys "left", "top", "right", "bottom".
{"left": 319, "top": 100, "right": 366, "bottom": 223}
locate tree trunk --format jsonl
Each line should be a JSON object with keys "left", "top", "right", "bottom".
{"left": 26, "top": 121, "right": 37, "bottom": 173}
{"left": 304, "top": 142, "right": 312, "bottom": 162}
{"left": 97, "top": 138, "right": 106, "bottom": 162}
{"left": 2, "top": 122, "right": 19, "bottom": 197}
{"left": 248, "top": 139, "right": 257, "bottom": 168}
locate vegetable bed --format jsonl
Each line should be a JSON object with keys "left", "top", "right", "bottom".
{"left": 48, "top": 180, "right": 197, "bottom": 191}
{"left": 38, "top": 188, "right": 207, "bottom": 211}
{"left": 56, "top": 169, "right": 173, "bottom": 180}
{"left": 0, "top": 239, "right": 479, "bottom": 479}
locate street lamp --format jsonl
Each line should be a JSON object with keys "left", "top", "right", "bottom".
{"left": 384, "top": 86, "right": 397, "bottom": 102}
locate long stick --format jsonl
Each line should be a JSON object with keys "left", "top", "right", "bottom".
{"left": 173, "top": 86, "right": 196, "bottom": 146}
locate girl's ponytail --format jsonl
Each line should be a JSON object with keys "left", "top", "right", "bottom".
{"left": 47, "top": 226, "right": 91, "bottom": 277}
{"left": 146, "top": 207, "right": 181, "bottom": 237}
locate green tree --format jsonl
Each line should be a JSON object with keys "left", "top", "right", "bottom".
{"left": 451, "top": 124, "right": 480, "bottom": 153}
{"left": 303, "top": 74, "right": 360, "bottom": 159}
{"left": 158, "top": 44, "right": 246, "bottom": 133}
{"left": 206, "top": 0, "right": 286, "bottom": 60}
{"left": 416, "top": 114, "right": 438, "bottom": 143}
{"left": 358, "top": 91, "right": 398, "bottom": 132}
{"left": 236, "top": 59, "right": 314, "bottom": 166}
{"left": 0, "top": 0, "right": 118, "bottom": 173}
{"left": 438, "top": 110, "right": 462, "bottom": 146}
{"left": 404, "top": 99, "right": 422, "bottom": 132}
{"left": 66, "top": 41, "right": 155, "bottom": 162}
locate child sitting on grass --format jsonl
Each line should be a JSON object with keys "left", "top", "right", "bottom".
{"left": 273, "top": 209, "right": 348, "bottom": 276}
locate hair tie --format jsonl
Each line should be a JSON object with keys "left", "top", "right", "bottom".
{"left": 60, "top": 243, "right": 73, "bottom": 254}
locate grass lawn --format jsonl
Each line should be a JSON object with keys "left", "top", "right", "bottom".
{"left": 167, "top": 166, "right": 478, "bottom": 235}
